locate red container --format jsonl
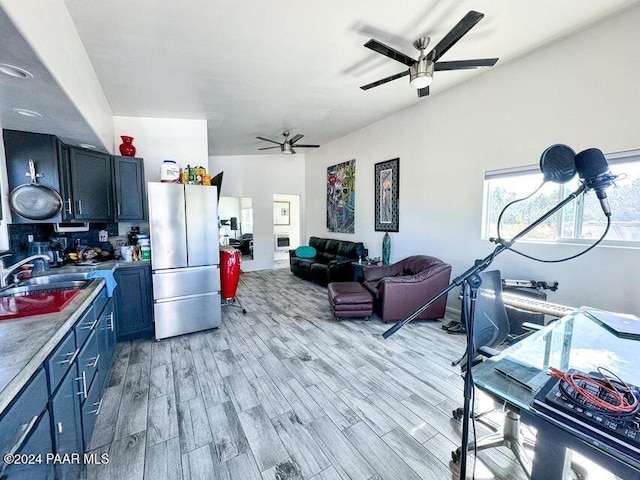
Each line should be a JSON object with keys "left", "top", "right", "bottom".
{"left": 220, "top": 249, "right": 241, "bottom": 299}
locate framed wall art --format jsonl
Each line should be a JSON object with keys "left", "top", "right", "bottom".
{"left": 327, "top": 159, "right": 355, "bottom": 233}
{"left": 374, "top": 158, "right": 399, "bottom": 232}
{"left": 273, "top": 201, "right": 290, "bottom": 225}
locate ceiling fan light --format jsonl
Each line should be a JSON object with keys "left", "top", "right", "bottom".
{"left": 281, "top": 144, "right": 293, "bottom": 154}
{"left": 409, "top": 74, "right": 432, "bottom": 89}
{"left": 409, "top": 59, "right": 434, "bottom": 89}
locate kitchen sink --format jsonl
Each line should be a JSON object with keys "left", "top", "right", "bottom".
{"left": 0, "top": 279, "right": 93, "bottom": 298}
{"left": 18, "top": 273, "right": 91, "bottom": 286}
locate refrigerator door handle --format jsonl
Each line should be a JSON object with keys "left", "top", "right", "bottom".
{"left": 154, "top": 291, "right": 220, "bottom": 303}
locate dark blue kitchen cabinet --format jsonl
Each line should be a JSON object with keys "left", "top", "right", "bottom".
{"left": 66, "top": 147, "right": 114, "bottom": 221}
{"left": 114, "top": 265, "right": 154, "bottom": 341}
{"left": 49, "top": 365, "right": 83, "bottom": 480}
{"left": 113, "top": 156, "right": 146, "bottom": 221}
{"left": 97, "top": 298, "right": 116, "bottom": 389}
{"left": 2, "top": 129, "right": 66, "bottom": 223}
{"left": 0, "top": 368, "right": 54, "bottom": 479}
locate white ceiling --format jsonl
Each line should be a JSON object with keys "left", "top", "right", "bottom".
{"left": 2, "top": 1, "right": 639, "bottom": 155}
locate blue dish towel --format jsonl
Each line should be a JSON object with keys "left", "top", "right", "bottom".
{"left": 87, "top": 271, "right": 118, "bottom": 297}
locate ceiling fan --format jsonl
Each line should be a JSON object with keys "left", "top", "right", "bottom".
{"left": 360, "top": 10, "right": 498, "bottom": 98}
{"left": 256, "top": 131, "right": 320, "bottom": 155}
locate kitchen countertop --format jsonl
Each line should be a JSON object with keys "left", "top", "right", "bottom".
{"left": 0, "top": 260, "right": 150, "bottom": 416}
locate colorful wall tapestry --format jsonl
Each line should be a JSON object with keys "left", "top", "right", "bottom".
{"left": 327, "top": 159, "right": 355, "bottom": 233}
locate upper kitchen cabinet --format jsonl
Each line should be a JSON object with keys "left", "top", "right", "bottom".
{"left": 64, "top": 147, "right": 114, "bottom": 221}
{"left": 3, "top": 129, "right": 66, "bottom": 223}
{"left": 113, "top": 156, "right": 146, "bottom": 221}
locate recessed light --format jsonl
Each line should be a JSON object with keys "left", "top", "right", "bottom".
{"left": 79, "top": 143, "right": 96, "bottom": 149}
{"left": 0, "top": 63, "right": 34, "bottom": 79}
{"left": 13, "top": 108, "right": 41, "bottom": 117}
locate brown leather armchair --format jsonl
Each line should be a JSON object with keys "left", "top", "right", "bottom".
{"left": 363, "top": 255, "right": 452, "bottom": 323}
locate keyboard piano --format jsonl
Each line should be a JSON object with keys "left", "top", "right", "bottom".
{"left": 502, "top": 293, "right": 574, "bottom": 318}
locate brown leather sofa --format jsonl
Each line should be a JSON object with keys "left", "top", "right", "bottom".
{"left": 363, "top": 255, "right": 452, "bottom": 323}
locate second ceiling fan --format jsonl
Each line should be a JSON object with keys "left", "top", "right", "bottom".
{"left": 256, "top": 131, "right": 320, "bottom": 155}
{"left": 360, "top": 10, "right": 499, "bottom": 98}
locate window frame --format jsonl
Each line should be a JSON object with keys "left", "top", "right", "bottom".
{"left": 482, "top": 148, "right": 640, "bottom": 248}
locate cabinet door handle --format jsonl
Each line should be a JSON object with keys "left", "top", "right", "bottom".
{"left": 81, "top": 318, "right": 99, "bottom": 330}
{"left": 89, "top": 354, "right": 101, "bottom": 368}
{"left": 56, "top": 348, "right": 79, "bottom": 365}
{"left": 0, "top": 415, "right": 39, "bottom": 475}
{"left": 90, "top": 399, "right": 103, "bottom": 415}
{"left": 76, "top": 371, "right": 87, "bottom": 399}
{"left": 76, "top": 200, "right": 83, "bottom": 215}
{"left": 57, "top": 422, "right": 64, "bottom": 434}
{"left": 65, "top": 198, "right": 73, "bottom": 214}
{"left": 117, "top": 202, "right": 121, "bottom": 216}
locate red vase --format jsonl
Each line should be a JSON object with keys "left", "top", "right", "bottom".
{"left": 119, "top": 135, "right": 136, "bottom": 157}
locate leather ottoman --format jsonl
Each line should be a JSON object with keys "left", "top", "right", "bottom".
{"left": 328, "top": 282, "right": 373, "bottom": 321}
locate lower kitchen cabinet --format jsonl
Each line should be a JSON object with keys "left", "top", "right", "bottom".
{"left": 1, "top": 283, "right": 119, "bottom": 480}
{"left": 50, "top": 365, "right": 83, "bottom": 480}
{"left": 97, "top": 299, "right": 116, "bottom": 390}
{"left": 0, "top": 368, "right": 55, "bottom": 480}
{"left": 114, "top": 264, "right": 154, "bottom": 341}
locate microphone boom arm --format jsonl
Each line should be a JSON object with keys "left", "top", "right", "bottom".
{"left": 382, "top": 182, "right": 586, "bottom": 338}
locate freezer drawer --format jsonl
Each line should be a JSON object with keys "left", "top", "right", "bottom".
{"left": 153, "top": 265, "right": 220, "bottom": 299}
{"left": 154, "top": 292, "right": 221, "bottom": 340}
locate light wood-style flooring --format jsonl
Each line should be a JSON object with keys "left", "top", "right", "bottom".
{"left": 85, "top": 269, "right": 535, "bottom": 480}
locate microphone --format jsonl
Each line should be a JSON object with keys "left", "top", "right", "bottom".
{"left": 574, "top": 148, "right": 616, "bottom": 217}
{"left": 539, "top": 144, "right": 576, "bottom": 183}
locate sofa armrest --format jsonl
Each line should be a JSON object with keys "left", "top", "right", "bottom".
{"left": 363, "top": 263, "right": 403, "bottom": 282}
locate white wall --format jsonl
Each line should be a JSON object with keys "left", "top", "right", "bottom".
{"left": 113, "top": 116, "right": 208, "bottom": 184}
{"left": 305, "top": 6, "right": 640, "bottom": 314}
{"left": 113, "top": 116, "right": 208, "bottom": 235}
{"left": 0, "top": 0, "right": 114, "bottom": 150}
{"left": 209, "top": 154, "right": 305, "bottom": 271}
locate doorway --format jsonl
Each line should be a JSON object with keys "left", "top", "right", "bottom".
{"left": 273, "top": 194, "right": 300, "bottom": 269}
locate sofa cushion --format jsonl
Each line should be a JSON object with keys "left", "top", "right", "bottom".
{"left": 317, "top": 252, "right": 335, "bottom": 263}
{"left": 325, "top": 239, "right": 340, "bottom": 254}
{"left": 295, "top": 245, "right": 317, "bottom": 259}
{"left": 309, "top": 237, "right": 326, "bottom": 251}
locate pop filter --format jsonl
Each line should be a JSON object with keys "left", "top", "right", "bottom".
{"left": 539, "top": 144, "right": 577, "bottom": 183}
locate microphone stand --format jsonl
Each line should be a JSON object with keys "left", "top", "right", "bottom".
{"left": 382, "top": 183, "right": 586, "bottom": 479}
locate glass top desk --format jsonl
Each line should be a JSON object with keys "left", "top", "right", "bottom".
{"left": 472, "top": 307, "right": 640, "bottom": 480}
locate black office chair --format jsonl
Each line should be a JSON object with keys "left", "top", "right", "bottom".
{"left": 451, "top": 270, "right": 534, "bottom": 477}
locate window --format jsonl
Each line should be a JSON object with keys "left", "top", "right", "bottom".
{"left": 482, "top": 149, "right": 640, "bottom": 246}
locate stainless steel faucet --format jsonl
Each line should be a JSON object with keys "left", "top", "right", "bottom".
{"left": 0, "top": 251, "right": 52, "bottom": 288}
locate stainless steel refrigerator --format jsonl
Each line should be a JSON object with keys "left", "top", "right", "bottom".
{"left": 148, "top": 182, "right": 221, "bottom": 340}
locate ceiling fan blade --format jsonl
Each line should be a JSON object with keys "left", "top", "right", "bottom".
{"left": 435, "top": 58, "right": 498, "bottom": 71}
{"left": 364, "top": 39, "right": 415, "bottom": 67}
{"left": 417, "top": 86, "right": 430, "bottom": 98}
{"left": 289, "top": 134, "right": 303, "bottom": 144}
{"left": 256, "top": 136, "right": 282, "bottom": 145}
{"left": 258, "top": 146, "right": 281, "bottom": 150}
{"left": 292, "top": 144, "right": 320, "bottom": 148}
{"left": 360, "top": 70, "right": 409, "bottom": 90}
{"left": 291, "top": 148, "right": 297, "bottom": 154}
{"left": 430, "top": 10, "right": 484, "bottom": 62}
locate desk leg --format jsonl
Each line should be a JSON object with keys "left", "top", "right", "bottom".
{"left": 526, "top": 413, "right": 572, "bottom": 480}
